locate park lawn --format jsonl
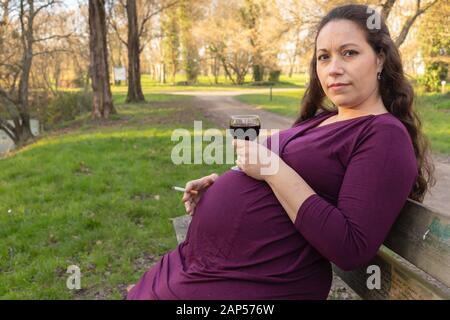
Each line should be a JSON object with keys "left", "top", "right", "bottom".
{"left": 0, "top": 94, "right": 229, "bottom": 299}
{"left": 235, "top": 90, "right": 450, "bottom": 155}
{"left": 108, "top": 73, "right": 305, "bottom": 97}
{"left": 235, "top": 90, "right": 306, "bottom": 118}
{"left": 135, "top": 73, "right": 307, "bottom": 88}
{"left": 415, "top": 92, "right": 450, "bottom": 155}
{"left": 61, "top": 73, "right": 307, "bottom": 100}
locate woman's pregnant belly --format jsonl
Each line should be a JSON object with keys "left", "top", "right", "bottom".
{"left": 182, "top": 169, "right": 324, "bottom": 279}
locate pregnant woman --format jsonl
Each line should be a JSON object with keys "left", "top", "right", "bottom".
{"left": 127, "top": 4, "right": 435, "bottom": 300}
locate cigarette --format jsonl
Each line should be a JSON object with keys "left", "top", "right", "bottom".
{"left": 173, "top": 186, "right": 198, "bottom": 194}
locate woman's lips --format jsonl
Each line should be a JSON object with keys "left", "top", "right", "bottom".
{"left": 328, "top": 83, "right": 350, "bottom": 91}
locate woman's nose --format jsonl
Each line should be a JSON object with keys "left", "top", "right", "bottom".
{"left": 328, "top": 57, "right": 344, "bottom": 76}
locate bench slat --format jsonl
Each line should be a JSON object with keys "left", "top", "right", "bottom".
{"left": 383, "top": 199, "right": 450, "bottom": 288}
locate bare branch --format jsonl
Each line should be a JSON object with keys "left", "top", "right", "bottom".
{"left": 395, "top": 0, "right": 439, "bottom": 47}
{"left": 138, "top": 0, "right": 180, "bottom": 38}
{"left": 33, "top": 0, "right": 58, "bottom": 19}
{"left": 108, "top": 13, "right": 128, "bottom": 46}
{"left": 32, "top": 48, "right": 72, "bottom": 56}
{"left": 33, "top": 32, "right": 73, "bottom": 43}
{"left": 139, "top": 32, "right": 163, "bottom": 53}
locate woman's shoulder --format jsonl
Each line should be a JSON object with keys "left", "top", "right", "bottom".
{"left": 352, "top": 113, "right": 418, "bottom": 182}
{"left": 369, "top": 112, "right": 410, "bottom": 134}
{"left": 358, "top": 112, "right": 414, "bottom": 148}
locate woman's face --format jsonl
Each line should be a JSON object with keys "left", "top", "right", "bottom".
{"left": 315, "top": 19, "right": 384, "bottom": 109}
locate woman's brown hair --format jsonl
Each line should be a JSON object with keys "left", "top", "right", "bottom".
{"left": 293, "top": 4, "right": 435, "bottom": 202}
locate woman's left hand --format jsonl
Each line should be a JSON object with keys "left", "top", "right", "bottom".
{"left": 232, "top": 139, "right": 282, "bottom": 181}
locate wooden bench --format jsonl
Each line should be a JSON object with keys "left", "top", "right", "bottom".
{"left": 171, "top": 198, "right": 450, "bottom": 299}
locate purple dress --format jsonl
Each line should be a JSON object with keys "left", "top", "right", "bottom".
{"left": 127, "top": 110, "right": 418, "bottom": 300}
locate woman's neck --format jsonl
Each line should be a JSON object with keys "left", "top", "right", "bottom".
{"left": 335, "top": 93, "right": 388, "bottom": 120}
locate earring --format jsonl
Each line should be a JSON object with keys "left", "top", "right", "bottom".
{"left": 377, "top": 71, "right": 382, "bottom": 80}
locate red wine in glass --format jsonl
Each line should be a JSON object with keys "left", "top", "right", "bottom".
{"left": 230, "top": 124, "right": 261, "bottom": 140}
{"left": 229, "top": 115, "right": 261, "bottom": 170}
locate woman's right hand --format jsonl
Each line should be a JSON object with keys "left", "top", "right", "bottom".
{"left": 182, "top": 173, "right": 219, "bottom": 216}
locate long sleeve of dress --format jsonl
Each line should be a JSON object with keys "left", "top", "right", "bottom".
{"left": 294, "top": 123, "right": 418, "bottom": 271}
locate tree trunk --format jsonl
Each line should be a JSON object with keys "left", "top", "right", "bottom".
{"left": 161, "top": 62, "right": 166, "bottom": 84}
{"left": 15, "top": 0, "right": 34, "bottom": 144}
{"left": 236, "top": 72, "right": 245, "bottom": 85}
{"left": 212, "top": 55, "right": 219, "bottom": 84}
{"left": 288, "top": 63, "right": 294, "bottom": 78}
{"left": 89, "top": 0, "right": 116, "bottom": 119}
{"left": 126, "top": 0, "right": 145, "bottom": 103}
{"left": 219, "top": 55, "right": 236, "bottom": 85}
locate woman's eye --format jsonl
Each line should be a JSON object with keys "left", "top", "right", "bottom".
{"left": 343, "top": 50, "right": 358, "bottom": 57}
{"left": 317, "top": 54, "right": 328, "bottom": 61}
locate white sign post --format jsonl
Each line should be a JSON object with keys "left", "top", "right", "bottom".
{"left": 114, "top": 67, "right": 126, "bottom": 85}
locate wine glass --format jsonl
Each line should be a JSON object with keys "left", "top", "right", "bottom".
{"left": 229, "top": 115, "right": 261, "bottom": 171}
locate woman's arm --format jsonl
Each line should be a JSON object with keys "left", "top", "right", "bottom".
{"left": 264, "top": 124, "right": 418, "bottom": 271}
{"left": 265, "top": 160, "right": 316, "bottom": 224}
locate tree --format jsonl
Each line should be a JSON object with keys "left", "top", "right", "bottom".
{"left": 0, "top": 0, "right": 68, "bottom": 146}
{"left": 31, "top": 8, "right": 77, "bottom": 93}
{"left": 418, "top": 0, "right": 450, "bottom": 92}
{"left": 178, "top": 0, "right": 200, "bottom": 84}
{"left": 239, "top": 0, "right": 289, "bottom": 82}
{"left": 195, "top": 0, "right": 287, "bottom": 85}
{"left": 108, "top": 0, "right": 179, "bottom": 101}
{"left": 161, "top": 5, "right": 180, "bottom": 84}
{"left": 89, "top": 0, "right": 115, "bottom": 118}
{"left": 195, "top": 0, "right": 252, "bottom": 85}
{"left": 125, "top": 0, "right": 145, "bottom": 102}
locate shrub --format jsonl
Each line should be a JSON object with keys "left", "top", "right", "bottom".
{"left": 43, "top": 91, "right": 92, "bottom": 128}
{"left": 268, "top": 70, "right": 281, "bottom": 82}
{"left": 421, "top": 62, "right": 448, "bottom": 92}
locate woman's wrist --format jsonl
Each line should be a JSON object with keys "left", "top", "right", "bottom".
{"left": 264, "top": 158, "right": 287, "bottom": 185}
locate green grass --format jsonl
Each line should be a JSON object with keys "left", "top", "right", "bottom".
{"left": 111, "top": 90, "right": 193, "bottom": 105}
{"left": 0, "top": 94, "right": 230, "bottom": 299}
{"left": 107, "top": 74, "right": 306, "bottom": 94}
{"left": 235, "top": 90, "right": 450, "bottom": 155}
{"left": 235, "top": 90, "right": 306, "bottom": 118}
{"left": 414, "top": 93, "right": 450, "bottom": 155}
{"left": 55, "top": 73, "right": 307, "bottom": 97}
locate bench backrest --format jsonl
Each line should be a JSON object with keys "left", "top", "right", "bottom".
{"left": 333, "top": 199, "right": 450, "bottom": 299}
{"left": 172, "top": 199, "right": 450, "bottom": 300}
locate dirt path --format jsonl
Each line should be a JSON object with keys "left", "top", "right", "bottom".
{"left": 169, "top": 89, "right": 449, "bottom": 216}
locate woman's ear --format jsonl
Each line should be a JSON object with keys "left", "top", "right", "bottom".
{"left": 376, "top": 50, "right": 385, "bottom": 73}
